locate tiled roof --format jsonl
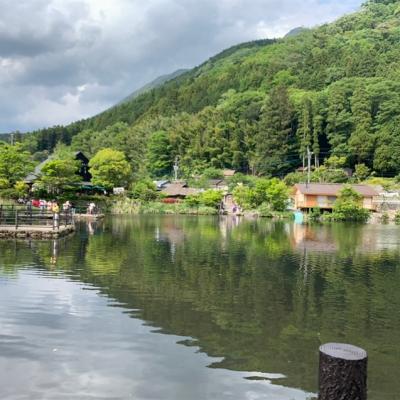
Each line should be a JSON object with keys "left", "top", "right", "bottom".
{"left": 161, "top": 183, "right": 201, "bottom": 197}
{"left": 223, "top": 169, "right": 236, "bottom": 177}
{"left": 294, "top": 183, "right": 378, "bottom": 197}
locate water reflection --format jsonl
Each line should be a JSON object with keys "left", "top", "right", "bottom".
{"left": 0, "top": 216, "right": 400, "bottom": 400}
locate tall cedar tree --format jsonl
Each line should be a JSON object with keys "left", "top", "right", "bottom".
{"left": 349, "top": 84, "right": 374, "bottom": 165}
{"left": 256, "top": 86, "right": 297, "bottom": 176}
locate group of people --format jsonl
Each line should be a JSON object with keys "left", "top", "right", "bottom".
{"left": 29, "top": 199, "right": 61, "bottom": 214}
{"left": 26, "top": 199, "right": 74, "bottom": 214}
{"left": 22, "top": 198, "right": 98, "bottom": 215}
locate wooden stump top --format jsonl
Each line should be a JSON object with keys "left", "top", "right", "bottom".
{"left": 320, "top": 343, "right": 367, "bottom": 361}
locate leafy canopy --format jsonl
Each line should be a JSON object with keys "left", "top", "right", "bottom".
{"left": 0, "top": 142, "right": 34, "bottom": 187}
{"left": 38, "top": 159, "right": 80, "bottom": 193}
{"left": 89, "top": 148, "right": 132, "bottom": 189}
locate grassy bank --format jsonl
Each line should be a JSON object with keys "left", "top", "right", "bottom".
{"left": 109, "top": 198, "right": 218, "bottom": 215}
{"left": 109, "top": 197, "right": 294, "bottom": 218}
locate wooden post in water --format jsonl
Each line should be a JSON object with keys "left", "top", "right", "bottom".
{"left": 319, "top": 343, "right": 367, "bottom": 400}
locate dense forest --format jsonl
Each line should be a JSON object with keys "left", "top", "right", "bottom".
{"left": 17, "top": 0, "right": 400, "bottom": 178}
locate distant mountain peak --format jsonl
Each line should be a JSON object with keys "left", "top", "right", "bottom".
{"left": 118, "top": 69, "right": 188, "bottom": 105}
{"left": 284, "top": 27, "right": 309, "bottom": 37}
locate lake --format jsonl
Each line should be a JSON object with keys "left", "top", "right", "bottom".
{"left": 0, "top": 216, "right": 399, "bottom": 400}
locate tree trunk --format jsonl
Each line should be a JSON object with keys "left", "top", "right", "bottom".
{"left": 319, "top": 343, "right": 367, "bottom": 400}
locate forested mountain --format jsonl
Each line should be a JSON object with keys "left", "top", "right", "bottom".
{"left": 284, "top": 27, "right": 309, "bottom": 37}
{"left": 117, "top": 69, "right": 189, "bottom": 105}
{"left": 22, "top": 0, "right": 400, "bottom": 178}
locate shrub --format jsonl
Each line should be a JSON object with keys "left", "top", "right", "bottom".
{"left": 329, "top": 186, "right": 370, "bottom": 222}
{"left": 265, "top": 178, "right": 289, "bottom": 211}
{"left": 0, "top": 188, "right": 20, "bottom": 199}
{"left": 184, "top": 194, "right": 201, "bottom": 207}
{"left": 257, "top": 202, "right": 274, "bottom": 217}
{"left": 380, "top": 212, "right": 389, "bottom": 224}
{"left": 354, "top": 164, "right": 370, "bottom": 182}
{"left": 232, "top": 178, "right": 289, "bottom": 211}
{"left": 227, "top": 173, "right": 255, "bottom": 192}
{"left": 184, "top": 190, "right": 224, "bottom": 209}
{"left": 14, "top": 181, "right": 29, "bottom": 197}
{"left": 130, "top": 180, "right": 158, "bottom": 201}
{"left": 284, "top": 171, "right": 305, "bottom": 186}
{"left": 312, "top": 166, "right": 349, "bottom": 183}
{"left": 199, "top": 190, "right": 223, "bottom": 208}
{"left": 202, "top": 167, "right": 223, "bottom": 180}
{"left": 232, "top": 184, "right": 256, "bottom": 209}
{"left": 309, "top": 207, "right": 322, "bottom": 222}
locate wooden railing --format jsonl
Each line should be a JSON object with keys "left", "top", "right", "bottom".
{"left": 0, "top": 205, "right": 73, "bottom": 230}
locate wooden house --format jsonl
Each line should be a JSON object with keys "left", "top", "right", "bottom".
{"left": 293, "top": 183, "right": 378, "bottom": 211}
{"left": 223, "top": 169, "right": 236, "bottom": 178}
{"left": 160, "top": 182, "right": 201, "bottom": 200}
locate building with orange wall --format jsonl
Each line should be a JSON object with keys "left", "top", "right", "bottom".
{"left": 293, "top": 183, "right": 378, "bottom": 211}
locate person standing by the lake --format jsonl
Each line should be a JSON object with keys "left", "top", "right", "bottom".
{"left": 88, "top": 202, "right": 96, "bottom": 215}
{"left": 39, "top": 199, "right": 46, "bottom": 214}
{"left": 47, "top": 200, "right": 53, "bottom": 213}
{"left": 52, "top": 201, "right": 60, "bottom": 229}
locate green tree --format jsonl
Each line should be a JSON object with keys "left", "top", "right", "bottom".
{"left": 349, "top": 84, "right": 374, "bottom": 164}
{"left": 130, "top": 179, "right": 158, "bottom": 201}
{"left": 38, "top": 159, "right": 80, "bottom": 193}
{"left": 354, "top": 163, "right": 371, "bottom": 182}
{"left": 0, "top": 143, "right": 34, "bottom": 187}
{"left": 331, "top": 186, "right": 370, "bottom": 222}
{"left": 89, "top": 149, "right": 132, "bottom": 189}
{"left": 264, "top": 178, "right": 289, "bottom": 211}
{"left": 326, "top": 83, "right": 353, "bottom": 157}
{"left": 232, "top": 184, "right": 256, "bottom": 209}
{"left": 70, "top": 129, "right": 99, "bottom": 158}
{"left": 202, "top": 167, "right": 223, "bottom": 180}
{"left": 198, "top": 190, "right": 223, "bottom": 208}
{"left": 146, "top": 131, "right": 173, "bottom": 177}
{"left": 256, "top": 86, "right": 297, "bottom": 176}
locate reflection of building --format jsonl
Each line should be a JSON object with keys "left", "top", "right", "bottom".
{"left": 290, "top": 223, "right": 400, "bottom": 254}
{"left": 293, "top": 183, "right": 378, "bottom": 211}
{"left": 219, "top": 215, "right": 243, "bottom": 239}
{"left": 156, "top": 218, "right": 186, "bottom": 246}
{"left": 291, "top": 224, "right": 338, "bottom": 253}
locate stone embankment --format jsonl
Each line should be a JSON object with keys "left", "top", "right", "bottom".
{"left": 0, "top": 226, "right": 75, "bottom": 239}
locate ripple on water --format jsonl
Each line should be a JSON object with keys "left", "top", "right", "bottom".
{"left": 0, "top": 217, "right": 399, "bottom": 399}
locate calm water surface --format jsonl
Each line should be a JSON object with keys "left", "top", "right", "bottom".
{"left": 0, "top": 216, "right": 399, "bottom": 400}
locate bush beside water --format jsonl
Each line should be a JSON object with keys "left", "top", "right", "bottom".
{"left": 110, "top": 198, "right": 218, "bottom": 215}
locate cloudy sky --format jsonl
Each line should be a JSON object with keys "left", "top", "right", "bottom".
{"left": 0, "top": 0, "right": 363, "bottom": 133}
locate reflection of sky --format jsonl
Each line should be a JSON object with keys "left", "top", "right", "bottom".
{"left": 0, "top": 271, "right": 313, "bottom": 400}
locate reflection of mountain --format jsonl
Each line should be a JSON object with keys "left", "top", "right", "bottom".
{"left": 1, "top": 217, "right": 400, "bottom": 398}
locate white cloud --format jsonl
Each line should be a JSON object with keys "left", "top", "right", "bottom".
{"left": 0, "top": 0, "right": 363, "bottom": 132}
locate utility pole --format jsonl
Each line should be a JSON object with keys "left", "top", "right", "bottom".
{"left": 10, "top": 132, "right": 14, "bottom": 146}
{"left": 173, "top": 157, "right": 179, "bottom": 181}
{"left": 306, "top": 146, "right": 313, "bottom": 187}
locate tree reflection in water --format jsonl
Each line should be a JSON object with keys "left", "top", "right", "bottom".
{"left": 1, "top": 216, "right": 399, "bottom": 399}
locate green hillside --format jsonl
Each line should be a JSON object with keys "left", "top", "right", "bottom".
{"left": 117, "top": 69, "right": 189, "bottom": 105}
{"left": 23, "top": 0, "right": 400, "bottom": 177}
